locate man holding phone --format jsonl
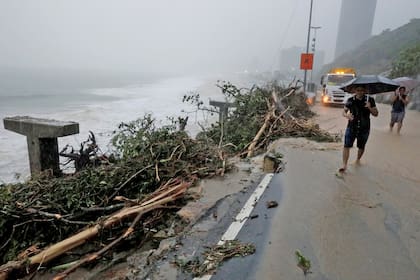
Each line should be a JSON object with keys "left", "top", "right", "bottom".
{"left": 390, "top": 86, "right": 409, "bottom": 134}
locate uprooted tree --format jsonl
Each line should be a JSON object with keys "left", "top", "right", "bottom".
{"left": 59, "top": 131, "right": 106, "bottom": 171}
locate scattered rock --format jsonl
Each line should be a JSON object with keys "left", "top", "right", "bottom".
{"left": 153, "top": 230, "right": 169, "bottom": 240}
{"left": 263, "top": 153, "right": 283, "bottom": 173}
{"left": 187, "top": 185, "right": 203, "bottom": 199}
{"left": 153, "top": 237, "right": 177, "bottom": 258}
{"left": 266, "top": 200, "right": 278, "bottom": 208}
{"left": 126, "top": 249, "right": 155, "bottom": 279}
{"left": 177, "top": 201, "right": 209, "bottom": 223}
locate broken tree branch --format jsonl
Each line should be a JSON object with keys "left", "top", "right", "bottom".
{"left": 53, "top": 210, "right": 149, "bottom": 280}
{"left": 0, "top": 179, "right": 191, "bottom": 279}
{"left": 246, "top": 109, "right": 274, "bottom": 158}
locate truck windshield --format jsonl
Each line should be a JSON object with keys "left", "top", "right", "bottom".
{"left": 327, "top": 75, "right": 354, "bottom": 85}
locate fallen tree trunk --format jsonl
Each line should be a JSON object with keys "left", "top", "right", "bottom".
{"left": 246, "top": 110, "right": 273, "bottom": 158}
{"left": 53, "top": 210, "right": 152, "bottom": 280}
{"left": 0, "top": 179, "right": 191, "bottom": 280}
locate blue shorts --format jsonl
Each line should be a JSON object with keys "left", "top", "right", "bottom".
{"left": 344, "top": 127, "right": 369, "bottom": 149}
{"left": 390, "top": 111, "right": 405, "bottom": 124}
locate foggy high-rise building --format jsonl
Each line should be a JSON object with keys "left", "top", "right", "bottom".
{"left": 334, "top": 0, "right": 377, "bottom": 58}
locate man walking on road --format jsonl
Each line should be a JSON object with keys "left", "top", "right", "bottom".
{"left": 390, "top": 86, "right": 409, "bottom": 134}
{"left": 339, "top": 86, "right": 378, "bottom": 173}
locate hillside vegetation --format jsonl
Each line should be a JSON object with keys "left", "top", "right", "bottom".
{"left": 319, "top": 18, "right": 420, "bottom": 76}
{"left": 390, "top": 43, "right": 420, "bottom": 78}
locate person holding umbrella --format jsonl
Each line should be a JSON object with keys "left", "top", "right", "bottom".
{"left": 338, "top": 74, "right": 398, "bottom": 173}
{"left": 339, "top": 86, "right": 378, "bottom": 173}
{"left": 390, "top": 86, "right": 409, "bottom": 134}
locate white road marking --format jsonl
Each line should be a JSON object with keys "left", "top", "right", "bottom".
{"left": 193, "top": 173, "right": 275, "bottom": 280}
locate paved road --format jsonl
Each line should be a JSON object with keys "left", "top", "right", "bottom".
{"left": 205, "top": 103, "right": 420, "bottom": 280}
{"left": 210, "top": 174, "right": 283, "bottom": 280}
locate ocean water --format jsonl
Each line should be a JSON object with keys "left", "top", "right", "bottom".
{"left": 0, "top": 74, "right": 228, "bottom": 183}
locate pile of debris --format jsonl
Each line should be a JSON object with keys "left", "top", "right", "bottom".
{"left": 188, "top": 81, "right": 340, "bottom": 157}
{"left": 175, "top": 240, "right": 256, "bottom": 277}
{"left": 0, "top": 115, "right": 227, "bottom": 279}
{"left": 0, "top": 81, "right": 339, "bottom": 279}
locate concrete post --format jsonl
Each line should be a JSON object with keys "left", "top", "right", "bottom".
{"left": 209, "top": 100, "right": 235, "bottom": 124}
{"left": 3, "top": 116, "right": 79, "bottom": 176}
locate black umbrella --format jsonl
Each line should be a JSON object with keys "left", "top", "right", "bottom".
{"left": 339, "top": 75, "right": 400, "bottom": 94}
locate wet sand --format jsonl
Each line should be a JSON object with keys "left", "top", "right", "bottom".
{"left": 256, "top": 103, "right": 420, "bottom": 279}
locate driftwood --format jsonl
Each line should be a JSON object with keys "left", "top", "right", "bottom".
{"left": 0, "top": 178, "right": 191, "bottom": 280}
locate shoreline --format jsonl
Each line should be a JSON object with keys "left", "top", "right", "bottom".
{"left": 0, "top": 74, "right": 245, "bottom": 184}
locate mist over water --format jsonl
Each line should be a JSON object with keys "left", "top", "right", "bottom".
{"left": 0, "top": 73, "right": 220, "bottom": 183}
{"left": 0, "top": 70, "right": 260, "bottom": 183}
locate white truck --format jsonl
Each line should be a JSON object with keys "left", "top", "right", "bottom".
{"left": 320, "top": 68, "right": 356, "bottom": 105}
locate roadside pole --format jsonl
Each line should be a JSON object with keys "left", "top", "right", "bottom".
{"left": 303, "top": 0, "right": 314, "bottom": 93}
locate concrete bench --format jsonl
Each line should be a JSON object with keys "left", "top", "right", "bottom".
{"left": 3, "top": 116, "right": 79, "bottom": 177}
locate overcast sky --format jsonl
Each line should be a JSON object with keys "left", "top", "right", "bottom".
{"left": 0, "top": 0, "right": 419, "bottom": 75}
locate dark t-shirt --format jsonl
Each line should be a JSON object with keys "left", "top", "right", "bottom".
{"left": 345, "top": 95, "right": 376, "bottom": 133}
{"left": 391, "top": 94, "right": 407, "bottom": 113}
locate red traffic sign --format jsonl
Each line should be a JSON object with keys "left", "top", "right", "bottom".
{"left": 300, "top": 53, "right": 314, "bottom": 70}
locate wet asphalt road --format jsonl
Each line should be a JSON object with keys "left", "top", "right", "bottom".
{"left": 202, "top": 113, "right": 420, "bottom": 279}
{"left": 208, "top": 174, "right": 283, "bottom": 280}
{"left": 175, "top": 104, "right": 420, "bottom": 280}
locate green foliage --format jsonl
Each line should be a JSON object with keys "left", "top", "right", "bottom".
{"left": 188, "top": 81, "right": 325, "bottom": 155}
{"left": 190, "top": 82, "right": 265, "bottom": 152}
{"left": 182, "top": 93, "right": 204, "bottom": 108}
{"left": 0, "top": 81, "right": 335, "bottom": 265}
{"left": 390, "top": 43, "right": 420, "bottom": 78}
{"left": 0, "top": 114, "right": 226, "bottom": 263}
{"left": 213, "top": 82, "right": 272, "bottom": 151}
{"left": 295, "top": 250, "right": 311, "bottom": 275}
{"left": 0, "top": 162, "right": 152, "bottom": 263}
{"left": 111, "top": 114, "right": 225, "bottom": 177}
{"left": 112, "top": 114, "right": 175, "bottom": 159}
{"left": 223, "top": 88, "right": 270, "bottom": 150}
